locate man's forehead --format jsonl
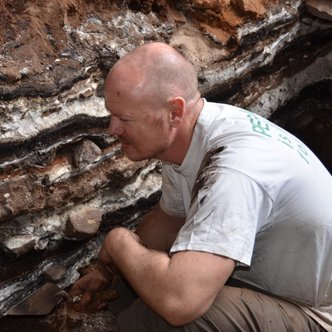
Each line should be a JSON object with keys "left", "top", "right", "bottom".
{"left": 105, "top": 98, "right": 134, "bottom": 108}
{"left": 104, "top": 98, "right": 138, "bottom": 116}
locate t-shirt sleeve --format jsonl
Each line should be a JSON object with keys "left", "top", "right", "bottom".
{"left": 159, "top": 164, "right": 186, "bottom": 218}
{"left": 170, "top": 167, "right": 273, "bottom": 266}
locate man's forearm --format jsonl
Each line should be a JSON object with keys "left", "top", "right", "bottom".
{"left": 97, "top": 236, "right": 120, "bottom": 282}
{"left": 102, "top": 227, "right": 180, "bottom": 319}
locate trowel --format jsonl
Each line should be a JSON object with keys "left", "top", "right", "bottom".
{"left": 5, "top": 282, "right": 78, "bottom": 316}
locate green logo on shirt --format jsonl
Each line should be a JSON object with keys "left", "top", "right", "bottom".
{"left": 246, "top": 113, "right": 310, "bottom": 165}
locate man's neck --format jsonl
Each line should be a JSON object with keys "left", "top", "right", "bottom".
{"left": 159, "top": 97, "right": 204, "bottom": 165}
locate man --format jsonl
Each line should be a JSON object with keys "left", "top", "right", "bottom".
{"left": 70, "top": 42, "right": 332, "bottom": 331}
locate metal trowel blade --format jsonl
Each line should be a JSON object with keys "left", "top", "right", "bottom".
{"left": 6, "top": 282, "right": 63, "bottom": 316}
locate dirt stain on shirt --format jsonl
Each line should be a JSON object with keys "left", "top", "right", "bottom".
{"left": 191, "top": 146, "right": 225, "bottom": 206}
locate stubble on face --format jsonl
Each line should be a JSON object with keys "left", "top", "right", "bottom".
{"left": 121, "top": 105, "right": 174, "bottom": 162}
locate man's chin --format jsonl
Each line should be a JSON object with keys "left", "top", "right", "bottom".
{"left": 125, "top": 154, "right": 149, "bottom": 162}
{"left": 123, "top": 148, "right": 148, "bottom": 162}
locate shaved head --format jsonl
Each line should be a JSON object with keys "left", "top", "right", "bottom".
{"left": 105, "top": 42, "right": 200, "bottom": 108}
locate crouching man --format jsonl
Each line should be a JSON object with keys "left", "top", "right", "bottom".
{"left": 70, "top": 42, "right": 332, "bottom": 332}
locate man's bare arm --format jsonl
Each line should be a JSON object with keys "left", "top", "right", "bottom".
{"left": 135, "top": 204, "right": 185, "bottom": 252}
{"left": 98, "top": 203, "right": 184, "bottom": 265}
{"left": 101, "top": 227, "right": 235, "bottom": 326}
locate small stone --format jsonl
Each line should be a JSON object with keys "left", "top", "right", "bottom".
{"left": 19, "top": 67, "right": 29, "bottom": 76}
{"left": 86, "top": 17, "right": 103, "bottom": 25}
{"left": 85, "top": 22, "right": 103, "bottom": 33}
{"left": 73, "top": 139, "right": 102, "bottom": 168}
{"left": 43, "top": 264, "right": 67, "bottom": 282}
{"left": 60, "top": 49, "right": 73, "bottom": 58}
{"left": 0, "top": 67, "right": 21, "bottom": 83}
{"left": 232, "top": 0, "right": 266, "bottom": 18}
{"left": 65, "top": 206, "right": 102, "bottom": 240}
{"left": 79, "top": 89, "right": 94, "bottom": 99}
{"left": 3, "top": 234, "right": 36, "bottom": 256}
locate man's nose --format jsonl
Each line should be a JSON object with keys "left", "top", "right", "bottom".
{"left": 108, "top": 116, "right": 124, "bottom": 136}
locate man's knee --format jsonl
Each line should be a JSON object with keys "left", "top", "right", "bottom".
{"left": 189, "top": 285, "right": 323, "bottom": 332}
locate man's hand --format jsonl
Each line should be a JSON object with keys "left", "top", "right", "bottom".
{"left": 69, "top": 268, "right": 110, "bottom": 312}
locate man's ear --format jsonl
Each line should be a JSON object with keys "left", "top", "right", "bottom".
{"left": 168, "top": 97, "right": 185, "bottom": 127}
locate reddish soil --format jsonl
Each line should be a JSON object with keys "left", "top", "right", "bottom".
{"left": 0, "top": 0, "right": 278, "bottom": 74}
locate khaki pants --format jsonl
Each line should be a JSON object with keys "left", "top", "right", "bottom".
{"left": 116, "top": 281, "right": 325, "bottom": 332}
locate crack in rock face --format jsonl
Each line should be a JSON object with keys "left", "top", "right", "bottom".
{"left": 0, "top": 0, "right": 331, "bottom": 329}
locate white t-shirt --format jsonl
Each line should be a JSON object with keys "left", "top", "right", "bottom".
{"left": 160, "top": 100, "right": 332, "bottom": 330}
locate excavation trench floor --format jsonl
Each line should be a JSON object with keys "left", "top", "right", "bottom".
{"left": 0, "top": 309, "right": 118, "bottom": 332}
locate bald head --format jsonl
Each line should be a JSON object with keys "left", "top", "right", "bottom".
{"left": 105, "top": 42, "right": 200, "bottom": 108}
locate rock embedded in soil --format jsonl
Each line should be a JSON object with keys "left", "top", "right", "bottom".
{"left": 43, "top": 264, "right": 68, "bottom": 283}
{"left": 65, "top": 206, "right": 102, "bottom": 240}
{"left": 73, "top": 139, "right": 103, "bottom": 169}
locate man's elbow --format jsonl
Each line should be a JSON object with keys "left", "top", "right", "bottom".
{"left": 165, "top": 312, "right": 199, "bottom": 327}
{"left": 158, "top": 295, "right": 210, "bottom": 327}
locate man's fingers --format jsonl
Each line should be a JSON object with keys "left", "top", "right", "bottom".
{"left": 96, "top": 300, "right": 108, "bottom": 311}
{"left": 69, "top": 281, "right": 86, "bottom": 297}
{"left": 81, "top": 290, "right": 93, "bottom": 305}
{"left": 69, "top": 285, "right": 81, "bottom": 297}
{"left": 69, "top": 291, "right": 93, "bottom": 312}
{"left": 67, "top": 270, "right": 111, "bottom": 312}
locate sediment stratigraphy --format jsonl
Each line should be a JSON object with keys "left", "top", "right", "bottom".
{"left": 0, "top": 0, "right": 331, "bottom": 317}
